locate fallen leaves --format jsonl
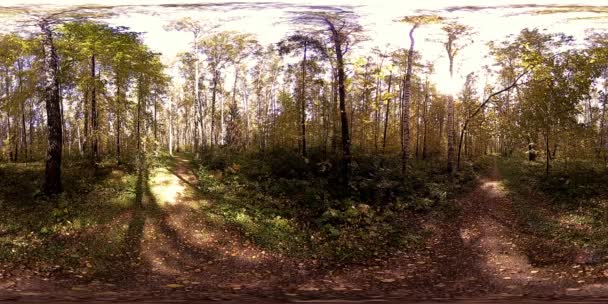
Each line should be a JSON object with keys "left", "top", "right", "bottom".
{"left": 165, "top": 283, "right": 184, "bottom": 288}
{"left": 297, "top": 286, "right": 319, "bottom": 291}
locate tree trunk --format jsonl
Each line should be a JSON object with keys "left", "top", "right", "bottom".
{"left": 91, "top": 54, "right": 99, "bottom": 163}
{"left": 210, "top": 70, "right": 218, "bottom": 147}
{"left": 3, "top": 72, "right": 10, "bottom": 162}
{"left": 137, "top": 75, "right": 142, "bottom": 153}
{"left": 401, "top": 25, "right": 417, "bottom": 175}
{"left": 169, "top": 95, "right": 173, "bottom": 156}
{"left": 446, "top": 55, "right": 455, "bottom": 173}
{"left": 300, "top": 41, "right": 307, "bottom": 157}
{"left": 220, "top": 76, "right": 225, "bottom": 146}
{"left": 331, "top": 67, "right": 338, "bottom": 154}
{"left": 116, "top": 75, "right": 121, "bottom": 161}
{"left": 422, "top": 81, "right": 429, "bottom": 160}
{"left": 193, "top": 34, "right": 200, "bottom": 154}
{"left": 83, "top": 88, "right": 89, "bottom": 155}
{"left": 415, "top": 88, "right": 420, "bottom": 160}
{"left": 374, "top": 59, "right": 384, "bottom": 152}
{"left": 77, "top": 120, "right": 82, "bottom": 156}
{"left": 457, "top": 122, "right": 467, "bottom": 170}
{"left": 545, "top": 131, "right": 550, "bottom": 176}
{"left": 382, "top": 73, "right": 392, "bottom": 151}
{"left": 243, "top": 79, "right": 250, "bottom": 148}
{"left": 227, "top": 65, "right": 240, "bottom": 147}
{"left": 334, "top": 35, "right": 350, "bottom": 186}
{"left": 18, "top": 60, "right": 27, "bottom": 162}
{"left": 40, "top": 20, "right": 63, "bottom": 195}
{"left": 153, "top": 96, "right": 158, "bottom": 141}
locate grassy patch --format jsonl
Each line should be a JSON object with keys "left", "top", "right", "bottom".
{"left": 0, "top": 159, "right": 141, "bottom": 279}
{"left": 189, "top": 148, "right": 481, "bottom": 263}
{"left": 498, "top": 158, "right": 608, "bottom": 262}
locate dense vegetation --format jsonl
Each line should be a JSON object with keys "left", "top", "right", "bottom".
{"left": 1, "top": 4, "right": 608, "bottom": 300}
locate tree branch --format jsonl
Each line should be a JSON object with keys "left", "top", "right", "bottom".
{"left": 465, "top": 68, "right": 530, "bottom": 126}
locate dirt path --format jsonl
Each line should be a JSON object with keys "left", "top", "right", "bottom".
{"left": 4, "top": 156, "right": 608, "bottom": 302}
{"left": 454, "top": 161, "right": 608, "bottom": 297}
{"left": 116, "top": 156, "right": 320, "bottom": 296}
{"left": 320, "top": 159, "right": 608, "bottom": 300}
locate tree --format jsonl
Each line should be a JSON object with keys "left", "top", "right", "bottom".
{"left": 106, "top": 28, "right": 140, "bottom": 162}
{"left": 40, "top": 18, "right": 63, "bottom": 195}
{"left": 225, "top": 33, "right": 258, "bottom": 149}
{"left": 278, "top": 33, "right": 326, "bottom": 157}
{"left": 398, "top": 15, "right": 442, "bottom": 174}
{"left": 165, "top": 17, "right": 213, "bottom": 155}
{"left": 293, "top": 12, "right": 364, "bottom": 186}
{"left": 60, "top": 21, "right": 115, "bottom": 165}
{"left": 456, "top": 69, "right": 530, "bottom": 169}
{"left": 199, "top": 31, "right": 245, "bottom": 146}
{"left": 442, "top": 21, "right": 473, "bottom": 173}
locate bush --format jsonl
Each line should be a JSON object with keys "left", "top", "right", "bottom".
{"left": 193, "top": 149, "right": 480, "bottom": 261}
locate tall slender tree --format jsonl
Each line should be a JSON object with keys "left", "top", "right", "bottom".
{"left": 398, "top": 15, "right": 442, "bottom": 174}
{"left": 278, "top": 33, "right": 325, "bottom": 158}
{"left": 442, "top": 21, "right": 472, "bottom": 173}
{"left": 40, "top": 18, "right": 63, "bottom": 194}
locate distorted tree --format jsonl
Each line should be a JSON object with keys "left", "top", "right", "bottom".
{"left": 442, "top": 21, "right": 473, "bottom": 173}
{"left": 398, "top": 15, "right": 442, "bottom": 174}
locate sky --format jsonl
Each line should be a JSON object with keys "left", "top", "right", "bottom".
{"left": 1, "top": 0, "right": 608, "bottom": 94}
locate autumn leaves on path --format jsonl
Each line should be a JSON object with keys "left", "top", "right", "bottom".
{"left": 125, "top": 156, "right": 608, "bottom": 299}
{"left": 124, "top": 156, "right": 309, "bottom": 296}
{"left": 10, "top": 156, "right": 608, "bottom": 302}
{"left": 424, "top": 161, "right": 608, "bottom": 298}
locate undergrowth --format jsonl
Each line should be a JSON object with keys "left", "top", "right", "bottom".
{"left": 192, "top": 148, "right": 482, "bottom": 262}
{"left": 498, "top": 157, "right": 608, "bottom": 259}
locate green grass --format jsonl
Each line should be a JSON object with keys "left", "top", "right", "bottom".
{"left": 0, "top": 159, "right": 140, "bottom": 279}
{"left": 498, "top": 157, "right": 608, "bottom": 262}
{"left": 0, "top": 150, "right": 485, "bottom": 278}
{"left": 190, "top": 149, "right": 482, "bottom": 262}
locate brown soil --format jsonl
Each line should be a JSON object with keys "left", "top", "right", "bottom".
{"left": 2, "top": 157, "right": 608, "bottom": 303}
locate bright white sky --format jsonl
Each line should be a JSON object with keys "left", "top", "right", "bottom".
{"left": 2, "top": 0, "right": 608, "bottom": 94}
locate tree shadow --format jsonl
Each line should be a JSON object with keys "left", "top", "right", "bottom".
{"left": 124, "top": 154, "right": 334, "bottom": 293}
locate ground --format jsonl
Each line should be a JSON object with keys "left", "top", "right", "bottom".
{"left": 2, "top": 155, "right": 608, "bottom": 303}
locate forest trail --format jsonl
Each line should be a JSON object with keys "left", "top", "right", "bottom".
{"left": 5, "top": 157, "right": 608, "bottom": 303}
{"left": 445, "top": 161, "right": 552, "bottom": 295}
{"left": 120, "top": 154, "right": 311, "bottom": 296}
{"left": 408, "top": 159, "right": 608, "bottom": 298}
{"left": 325, "top": 159, "right": 608, "bottom": 299}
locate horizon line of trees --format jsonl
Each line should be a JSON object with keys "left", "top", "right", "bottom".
{"left": 1, "top": 12, "right": 607, "bottom": 195}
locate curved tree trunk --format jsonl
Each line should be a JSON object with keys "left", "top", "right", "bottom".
{"left": 402, "top": 24, "right": 417, "bottom": 175}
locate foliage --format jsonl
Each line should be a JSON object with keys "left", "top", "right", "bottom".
{"left": 193, "top": 149, "right": 479, "bottom": 261}
{"left": 499, "top": 157, "right": 608, "bottom": 255}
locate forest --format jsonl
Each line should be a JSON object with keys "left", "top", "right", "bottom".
{"left": 1, "top": 2, "right": 608, "bottom": 302}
